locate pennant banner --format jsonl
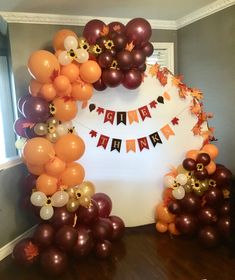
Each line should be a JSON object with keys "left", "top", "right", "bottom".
{"left": 137, "top": 137, "right": 149, "bottom": 151}
{"left": 149, "top": 131, "right": 162, "bottom": 147}
{"left": 97, "top": 134, "right": 109, "bottom": 149}
{"left": 111, "top": 138, "right": 122, "bottom": 152}
{"left": 117, "top": 112, "right": 127, "bottom": 125}
{"left": 104, "top": 110, "right": 115, "bottom": 124}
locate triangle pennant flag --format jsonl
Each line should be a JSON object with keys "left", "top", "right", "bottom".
{"left": 97, "top": 135, "right": 109, "bottom": 149}
{"left": 104, "top": 110, "right": 115, "bottom": 124}
{"left": 117, "top": 112, "right": 127, "bottom": 125}
{"left": 128, "top": 110, "right": 139, "bottom": 124}
{"left": 111, "top": 138, "right": 122, "bottom": 152}
{"left": 126, "top": 139, "right": 136, "bottom": 153}
{"left": 149, "top": 131, "right": 162, "bottom": 147}
{"left": 138, "top": 105, "right": 151, "bottom": 121}
{"left": 137, "top": 137, "right": 149, "bottom": 151}
{"left": 161, "top": 124, "right": 175, "bottom": 140}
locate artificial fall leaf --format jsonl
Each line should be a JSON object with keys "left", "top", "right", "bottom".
{"left": 172, "top": 75, "right": 183, "bottom": 87}
{"left": 100, "top": 25, "right": 109, "bottom": 36}
{"left": 192, "top": 125, "right": 202, "bottom": 136}
{"left": 149, "top": 64, "right": 160, "bottom": 77}
{"left": 149, "top": 100, "right": 157, "bottom": 109}
{"left": 163, "top": 92, "right": 171, "bottom": 101}
{"left": 157, "top": 69, "right": 168, "bottom": 87}
{"left": 190, "top": 102, "right": 202, "bottom": 115}
{"left": 89, "top": 130, "right": 97, "bottom": 138}
{"left": 178, "top": 85, "right": 188, "bottom": 99}
{"left": 191, "top": 88, "right": 204, "bottom": 100}
{"left": 125, "top": 41, "right": 135, "bottom": 52}
{"left": 206, "top": 112, "right": 214, "bottom": 119}
{"left": 171, "top": 117, "right": 179, "bottom": 125}
{"left": 24, "top": 242, "right": 39, "bottom": 260}
{"left": 113, "top": 24, "right": 121, "bottom": 32}
{"left": 96, "top": 107, "right": 104, "bottom": 115}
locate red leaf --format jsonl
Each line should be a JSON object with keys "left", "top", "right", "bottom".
{"left": 149, "top": 100, "right": 157, "bottom": 109}
{"left": 89, "top": 130, "right": 97, "bottom": 138}
{"left": 171, "top": 117, "right": 179, "bottom": 125}
{"left": 96, "top": 107, "right": 104, "bottom": 115}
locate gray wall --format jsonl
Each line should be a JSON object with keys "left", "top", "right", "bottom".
{"left": 178, "top": 5, "right": 235, "bottom": 172}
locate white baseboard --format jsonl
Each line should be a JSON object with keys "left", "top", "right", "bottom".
{"left": 0, "top": 225, "right": 37, "bottom": 262}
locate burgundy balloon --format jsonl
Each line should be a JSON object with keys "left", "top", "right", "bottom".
{"left": 141, "top": 41, "right": 154, "bottom": 57}
{"left": 83, "top": 19, "right": 106, "bottom": 44}
{"left": 116, "top": 50, "right": 133, "bottom": 70}
{"left": 219, "top": 201, "right": 230, "bottom": 216}
{"left": 40, "top": 247, "right": 68, "bottom": 276}
{"left": 48, "top": 206, "right": 75, "bottom": 229}
{"left": 204, "top": 187, "right": 223, "bottom": 208}
{"left": 96, "top": 240, "right": 112, "bottom": 259}
{"left": 182, "top": 158, "right": 196, "bottom": 171}
{"left": 198, "top": 226, "right": 220, "bottom": 248}
{"left": 122, "top": 69, "right": 142, "bottom": 90}
{"left": 194, "top": 168, "right": 209, "bottom": 180}
{"left": 77, "top": 199, "right": 99, "bottom": 225}
{"left": 108, "top": 21, "right": 126, "bottom": 34}
{"left": 92, "top": 193, "right": 112, "bottom": 218}
{"left": 198, "top": 207, "right": 218, "bottom": 225}
{"left": 33, "top": 223, "right": 55, "bottom": 248}
{"left": 92, "top": 218, "right": 113, "bottom": 241}
{"left": 211, "top": 167, "right": 232, "bottom": 188}
{"left": 102, "top": 69, "right": 123, "bottom": 87}
{"left": 109, "top": 215, "right": 125, "bottom": 241}
{"left": 22, "top": 174, "right": 37, "bottom": 195}
{"left": 167, "top": 200, "right": 181, "bottom": 215}
{"left": 108, "top": 48, "right": 117, "bottom": 57}
{"left": 175, "top": 214, "right": 198, "bottom": 235}
{"left": 22, "top": 96, "right": 50, "bottom": 123}
{"left": 55, "top": 225, "right": 78, "bottom": 252}
{"left": 196, "top": 153, "right": 211, "bottom": 166}
{"left": 112, "top": 33, "right": 128, "bottom": 50}
{"left": 180, "top": 193, "right": 201, "bottom": 214}
{"left": 13, "top": 117, "right": 28, "bottom": 137}
{"left": 17, "top": 94, "right": 31, "bottom": 114}
{"left": 72, "top": 225, "right": 94, "bottom": 258}
{"left": 217, "top": 216, "right": 230, "bottom": 239}
{"left": 96, "top": 36, "right": 108, "bottom": 49}
{"left": 125, "top": 18, "right": 152, "bottom": 46}
{"left": 93, "top": 78, "right": 107, "bottom": 91}
{"left": 12, "top": 238, "right": 39, "bottom": 266}
{"left": 138, "top": 63, "right": 147, "bottom": 72}
{"left": 98, "top": 51, "right": 113, "bottom": 68}
{"left": 132, "top": 49, "right": 146, "bottom": 67}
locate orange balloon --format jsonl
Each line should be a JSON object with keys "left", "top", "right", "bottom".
{"left": 56, "top": 83, "right": 72, "bottom": 97}
{"left": 79, "top": 60, "right": 101, "bottom": 84}
{"left": 155, "top": 202, "right": 175, "bottom": 224}
{"left": 186, "top": 149, "right": 199, "bottom": 160}
{"left": 168, "top": 223, "right": 181, "bottom": 235}
{"left": 54, "top": 134, "right": 85, "bottom": 162}
{"left": 71, "top": 82, "right": 93, "bottom": 101}
{"left": 60, "top": 162, "right": 85, "bottom": 187}
{"left": 28, "top": 50, "right": 60, "bottom": 83}
{"left": 202, "top": 144, "right": 219, "bottom": 160}
{"left": 36, "top": 173, "right": 58, "bottom": 196}
{"left": 29, "top": 79, "right": 42, "bottom": 97}
{"left": 53, "top": 29, "right": 78, "bottom": 51}
{"left": 61, "top": 63, "right": 79, "bottom": 83}
{"left": 156, "top": 221, "right": 168, "bottom": 233}
{"left": 27, "top": 163, "right": 44, "bottom": 176}
{"left": 44, "top": 156, "right": 66, "bottom": 177}
{"left": 53, "top": 97, "right": 78, "bottom": 122}
{"left": 205, "top": 160, "right": 216, "bottom": 175}
{"left": 23, "top": 137, "right": 55, "bottom": 166}
{"left": 53, "top": 75, "right": 71, "bottom": 92}
{"left": 162, "top": 188, "right": 173, "bottom": 201}
{"left": 40, "top": 83, "right": 57, "bottom": 101}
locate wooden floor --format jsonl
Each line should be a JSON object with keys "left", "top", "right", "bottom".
{"left": 0, "top": 224, "right": 235, "bottom": 280}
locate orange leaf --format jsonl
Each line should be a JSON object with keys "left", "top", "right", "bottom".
{"left": 125, "top": 41, "right": 135, "bottom": 52}
{"left": 149, "top": 64, "right": 159, "bottom": 77}
{"left": 178, "top": 85, "right": 188, "bottom": 99}
{"left": 192, "top": 125, "right": 202, "bottom": 136}
{"left": 100, "top": 25, "right": 109, "bottom": 36}
{"left": 157, "top": 68, "right": 168, "bottom": 87}
{"left": 163, "top": 92, "right": 171, "bottom": 100}
{"left": 191, "top": 88, "right": 204, "bottom": 100}
{"left": 190, "top": 103, "right": 202, "bottom": 115}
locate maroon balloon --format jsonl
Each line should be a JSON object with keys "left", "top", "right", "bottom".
{"left": 219, "top": 201, "right": 230, "bottom": 216}
{"left": 196, "top": 153, "right": 211, "bottom": 166}
{"left": 22, "top": 174, "right": 38, "bottom": 195}
{"left": 138, "top": 63, "right": 147, "bottom": 72}
{"left": 198, "top": 207, "right": 218, "bottom": 225}
{"left": 22, "top": 97, "right": 50, "bottom": 123}
{"left": 109, "top": 215, "right": 125, "bottom": 241}
{"left": 17, "top": 94, "right": 31, "bottom": 114}
{"left": 182, "top": 158, "right": 196, "bottom": 171}
{"left": 194, "top": 168, "right": 209, "bottom": 180}
{"left": 12, "top": 238, "right": 39, "bottom": 266}
{"left": 108, "top": 48, "right": 117, "bottom": 57}
{"left": 13, "top": 117, "right": 29, "bottom": 137}
{"left": 125, "top": 18, "right": 152, "bottom": 46}
{"left": 108, "top": 21, "right": 126, "bottom": 34}
{"left": 40, "top": 247, "right": 68, "bottom": 276}
{"left": 116, "top": 50, "right": 133, "bottom": 70}
{"left": 92, "top": 193, "right": 112, "bottom": 218}
{"left": 211, "top": 167, "right": 232, "bottom": 188}
{"left": 83, "top": 19, "right": 106, "bottom": 44}
{"left": 180, "top": 193, "right": 201, "bottom": 214}
{"left": 204, "top": 188, "right": 223, "bottom": 208}
{"left": 132, "top": 49, "right": 146, "bottom": 67}
{"left": 175, "top": 214, "right": 198, "bottom": 235}
{"left": 112, "top": 33, "right": 128, "bottom": 50}
{"left": 168, "top": 200, "right": 181, "bottom": 215}
{"left": 93, "top": 78, "right": 107, "bottom": 91}
{"left": 48, "top": 206, "right": 75, "bottom": 229}
{"left": 96, "top": 36, "right": 108, "bottom": 49}
{"left": 102, "top": 69, "right": 123, "bottom": 88}
{"left": 98, "top": 51, "right": 113, "bottom": 68}
{"left": 122, "top": 69, "right": 142, "bottom": 90}
{"left": 33, "top": 223, "right": 55, "bottom": 248}
{"left": 96, "top": 240, "right": 112, "bottom": 259}
{"left": 77, "top": 199, "right": 99, "bottom": 225}
{"left": 141, "top": 41, "right": 154, "bottom": 57}
{"left": 72, "top": 225, "right": 94, "bottom": 258}
{"left": 198, "top": 226, "right": 220, "bottom": 248}
{"left": 55, "top": 225, "right": 78, "bottom": 252}
{"left": 92, "top": 218, "right": 113, "bottom": 241}
{"left": 217, "top": 216, "right": 230, "bottom": 239}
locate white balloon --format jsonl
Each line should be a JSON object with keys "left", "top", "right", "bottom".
{"left": 63, "top": 121, "right": 73, "bottom": 129}
{"left": 64, "top": 36, "right": 78, "bottom": 50}
{"left": 176, "top": 174, "right": 188, "bottom": 186}
{"left": 75, "top": 49, "right": 89, "bottom": 63}
{"left": 58, "top": 50, "right": 72, "bottom": 66}
{"left": 30, "top": 191, "right": 47, "bottom": 207}
{"left": 15, "top": 138, "right": 27, "bottom": 150}
{"left": 56, "top": 124, "right": 68, "bottom": 136}
{"left": 51, "top": 191, "right": 69, "bottom": 207}
{"left": 40, "top": 205, "right": 54, "bottom": 220}
{"left": 163, "top": 176, "right": 175, "bottom": 188}
{"left": 172, "top": 186, "right": 186, "bottom": 200}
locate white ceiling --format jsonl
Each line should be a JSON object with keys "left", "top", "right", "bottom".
{"left": 0, "top": 0, "right": 217, "bottom": 20}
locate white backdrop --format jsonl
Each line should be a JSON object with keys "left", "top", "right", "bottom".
{"left": 73, "top": 67, "right": 206, "bottom": 227}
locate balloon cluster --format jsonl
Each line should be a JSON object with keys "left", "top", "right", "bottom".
{"left": 83, "top": 18, "right": 153, "bottom": 90}
{"left": 156, "top": 143, "right": 232, "bottom": 248}
{"left": 13, "top": 192, "right": 125, "bottom": 276}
